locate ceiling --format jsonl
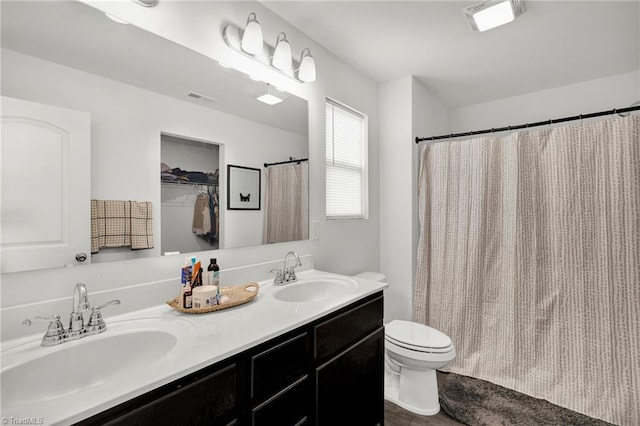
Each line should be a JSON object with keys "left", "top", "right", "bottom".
{"left": 264, "top": 1, "right": 640, "bottom": 108}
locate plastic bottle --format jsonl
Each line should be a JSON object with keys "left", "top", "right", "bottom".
{"left": 208, "top": 258, "right": 220, "bottom": 286}
{"left": 182, "top": 284, "right": 193, "bottom": 309}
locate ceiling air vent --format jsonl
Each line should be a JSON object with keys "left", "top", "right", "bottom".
{"left": 187, "top": 92, "right": 217, "bottom": 102}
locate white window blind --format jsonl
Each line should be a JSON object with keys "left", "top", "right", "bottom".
{"left": 325, "top": 99, "right": 367, "bottom": 219}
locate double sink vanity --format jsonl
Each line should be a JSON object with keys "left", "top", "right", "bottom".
{"left": 1, "top": 269, "right": 387, "bottom": 425}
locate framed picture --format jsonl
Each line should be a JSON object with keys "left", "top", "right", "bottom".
{"left": 227, "top": 164, "right": 261, "bottom": 210}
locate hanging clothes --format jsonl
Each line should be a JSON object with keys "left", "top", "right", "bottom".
{"left": 192, "top": 193, "right": 211, "bottom": 235}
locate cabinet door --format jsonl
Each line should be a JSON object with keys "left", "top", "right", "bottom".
{"left": 316, "top": 327, "right": 384, "bottom": 426}
{"left": 1, "top": 96, "right": 90, "bottom": 272}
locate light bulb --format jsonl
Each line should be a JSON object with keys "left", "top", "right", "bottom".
{"left": 272, "top": 33, "right": 292, "bottom": 71}
{"left": 298, "top": 48, "right": 316, "bottom": 83}
{"left": 241, "top": 13, "right": 263, "bottom": 55}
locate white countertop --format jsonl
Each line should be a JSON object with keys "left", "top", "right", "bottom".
{"left": 0, "top": 269, "right": 387, "bottom": 425}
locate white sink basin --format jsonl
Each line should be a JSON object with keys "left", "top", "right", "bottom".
{"left": 1, "top": 317, "right": 196, "bottom": 408}
{"left": 273, "top": 276, "right": 357, "bottom": 302}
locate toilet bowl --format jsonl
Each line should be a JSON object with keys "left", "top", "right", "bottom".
{"left": 384, "top": 320, "right": 455, "bottom": 415}
{"left": 353, "top": 272, "right": 456, "bottom": 416}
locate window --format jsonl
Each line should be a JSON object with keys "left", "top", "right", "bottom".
{"left": 325, "top": 99, "right": 368, "bottom": 219}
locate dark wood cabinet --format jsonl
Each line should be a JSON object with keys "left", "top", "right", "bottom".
{"left": 316, "top": 328, "right": 384, "bottom": 426}
{"left": 252, "top": 376, "right": 309, "bottom": 426}
{"left": 80, "top": 362, "right": 238, "bottom": 426}
{"left": 76, "top": 291, "right": 383, "bottom": 426}
{"left": 250, "top": 332, "right": 309, "bottom": 404}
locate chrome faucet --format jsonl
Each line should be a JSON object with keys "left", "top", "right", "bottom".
{"left": 272, "top": 251, "right": 302, "bottom": 286}
{"left": 68, "top": 282, "right": 90, "bottom": 339}
{"left": 23, "top": 283, "right": 120, "bottom": 347}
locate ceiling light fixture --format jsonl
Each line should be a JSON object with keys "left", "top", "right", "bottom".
{"left": 223, "top": 14, "right": 317, "bottom": 83}
{"left": 272, "top": 32, "right": 292, "bottom": 71}
{"left": 463, "top": 0, "right": 525, "bottom": 32}
{"left": 241, "top": 12, "right": 264, "bottom": 55}
{"left": 256, "top": 85, "right": 287, "bottom": 106}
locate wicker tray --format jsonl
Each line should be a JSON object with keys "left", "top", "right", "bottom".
{"left": 167, "top": 282, "right": 259, "bottom": 314}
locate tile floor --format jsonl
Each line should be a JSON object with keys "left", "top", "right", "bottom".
{"left": 384, "top": 400, "right": 464, "bottom": 426}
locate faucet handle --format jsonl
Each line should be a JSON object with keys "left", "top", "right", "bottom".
{"left": 270, "top": 268, "right": 284, "bottom": 285}
{"left": 93, "top": 299, "right": 121, "bottom": 311}
{"left": 22, "top": 315, "right": 63, "bottom": 334}
{"left": 23, "top": 315, "right": 66, "bottom": 346}
{"left": 87, "top": 299, "right": 120, "bottom": 334}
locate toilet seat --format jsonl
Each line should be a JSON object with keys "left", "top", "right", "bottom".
{"left": 385, "top": 320, "right": 452, "bottom": 352}
{"left": 385, "top": 335, "right": 454, "bottom": 353}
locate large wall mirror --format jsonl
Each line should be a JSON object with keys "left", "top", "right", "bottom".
{"left": 0, "top": 1, "right": 309, "bottom": 273}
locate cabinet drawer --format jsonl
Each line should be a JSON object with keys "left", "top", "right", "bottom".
{"left": 251, "top": 332, "right": 308, "bottom": 403}
{"left": 96, "top": 363, "right": 237, "bottom": 426}
{"left": 314, "top": 294, "right": 383, "bottom": 361}
{"left": 252, "top": 376, "right": 309, "bottom": 426}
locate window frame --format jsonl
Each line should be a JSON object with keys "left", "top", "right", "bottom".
{"left": 325, "top": 98, "right": 369, "bottom": 220}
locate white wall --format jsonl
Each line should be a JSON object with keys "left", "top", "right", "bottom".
{"left": 450, "top": 71, "right": 639, "bottom": 132}
{"left": 379, "top": 77, "right": 413, "bottom": 322}
{"left": 1, "top": 0, "right": 380, "bottom": 340}
{"left": 379, "top": 77, "right": 449, "bottom": 323}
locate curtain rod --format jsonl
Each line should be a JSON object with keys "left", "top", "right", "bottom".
{"left": 415, "top": 104, "right": 640, "bottom": 144}
{"left": 263, "top": 158, "right": 309, "bottom": 168}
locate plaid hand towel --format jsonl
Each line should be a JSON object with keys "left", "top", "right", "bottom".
{"left": 91, "top": 200, "right": 153, "bottom": 253}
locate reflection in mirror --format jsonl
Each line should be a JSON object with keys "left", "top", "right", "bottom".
{"left": 161, "top": 135, "right": 220, "bottom": 255}
{"left": 0, "top": 0, "right": 309, "bottom": 272}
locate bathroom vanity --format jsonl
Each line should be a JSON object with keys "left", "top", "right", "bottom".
{"left": 0, "top": 270, "right": 386, "bottom": 426}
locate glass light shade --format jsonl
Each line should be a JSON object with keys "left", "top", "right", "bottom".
{"left": 241, "top": 13, "right": 263, "bottom": 55}
{"left": 473, "top": 1, "right": 514, "bottom": 31}
{"left": 256, "top": 93, "right": 284, "bottom": 105}
{"left": 298, "top": 49, "right": 316, "bottom": 83}
{"left": 464, "top": 0, "right": 525, "bottom": 32}
{"left": 272, "top": 33, "right": 292, "bottom": 71}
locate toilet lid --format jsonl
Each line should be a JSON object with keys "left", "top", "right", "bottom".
{"left": 386, "top": 320, "right": 452, "bottom": 349}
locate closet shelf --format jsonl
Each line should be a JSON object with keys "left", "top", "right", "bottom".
{"left": 161, "top": 181, "right": 218, "bottom": 188}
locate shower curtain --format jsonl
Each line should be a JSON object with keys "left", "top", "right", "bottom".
{"left": 413, "top": 115, "right": 639, "bottom": 425}
{"left": 263, "top": 162, "right": 309, "bottom": 244}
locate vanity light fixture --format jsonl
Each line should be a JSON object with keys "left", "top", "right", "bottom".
{"left": 272, "top": 32, "right": 293, "bottom": 71}
{"left": 256, "top": 85, "right": 287, "bottom": 106}
{"left": 241, "top": 12, "right": 264, "bottom": 55}
{"left": 298, "top": 48, "right": 317, "bottom": 83}
{"left": 463, "top": 0, "right": 526, "bottom": 32}
{"left": 223, "top": 14, "right": 317, "bottom": 83}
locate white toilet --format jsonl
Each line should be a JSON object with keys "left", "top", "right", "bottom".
{"left": 353, "top": 272, "right": 456, "bottom": 416}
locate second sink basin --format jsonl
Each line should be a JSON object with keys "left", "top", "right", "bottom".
{"left": 1, "top": 317, "right": 196, "bottom": 408}
{"left": 273, "top": 276, "right": 357, "bottom": 302}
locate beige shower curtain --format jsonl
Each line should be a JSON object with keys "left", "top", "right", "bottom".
{"left": 263, "top": 162, "right": 309, "bottom": 244}
{"left": 414, "top": 115, "right": 639, "bottom": 425}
